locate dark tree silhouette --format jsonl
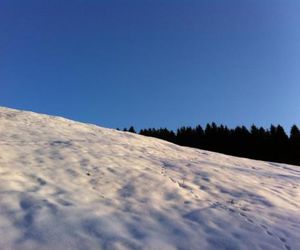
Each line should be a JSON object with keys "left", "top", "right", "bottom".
{"left": 290, "top": 125, "right": 300, "bottom": 141}
{"left": 128, "top": 126, "right": 136, "bottom": 133}
{"left": 290, "top": 125, "right": 300, "bottom": 163}
{"left": 123, "top": 123, "right": 300, "bottom": 166}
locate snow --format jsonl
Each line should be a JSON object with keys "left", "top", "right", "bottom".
{"left": 0, "top": 106, "right": 299, "bottom": 250}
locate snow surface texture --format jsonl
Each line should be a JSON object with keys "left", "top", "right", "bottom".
{"left": 0, "top": 107, "right": 299, "bottom": 250}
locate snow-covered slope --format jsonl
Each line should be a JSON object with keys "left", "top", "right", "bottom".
{"left": 0, "top": 107, "right": 299, "bottom": 250}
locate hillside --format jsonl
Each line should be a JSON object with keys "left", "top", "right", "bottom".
{"left": 0, "top": 107, "right": 299, "bottom": 250}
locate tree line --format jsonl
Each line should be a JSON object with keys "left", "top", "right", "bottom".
{"left": 120, "top": 123, "right": 300, "bottom": 166}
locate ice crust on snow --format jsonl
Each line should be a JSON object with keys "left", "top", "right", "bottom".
{"left": 0, "top": 107, "right": 299, "bottom": 250}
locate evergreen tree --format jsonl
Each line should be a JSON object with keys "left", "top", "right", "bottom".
{"left": 290, "top": 125, "right": 300, "bottom": 141}
{"left": 290, "top": 125, "right": 300, "bottom": 163}
{"left": 128, "top": 126, "right": 136, "bottom": 133}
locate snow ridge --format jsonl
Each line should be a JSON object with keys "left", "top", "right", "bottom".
{"left": 0, "top": 107, "right": 299, "bottom": 250}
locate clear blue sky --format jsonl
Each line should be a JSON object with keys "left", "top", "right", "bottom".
{"left": 1, "top": 0, "right": 300, "bottom": 131}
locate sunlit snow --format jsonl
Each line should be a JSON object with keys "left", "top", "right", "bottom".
{"left": 0, "top": 107, "right": 299, "bottom": 250}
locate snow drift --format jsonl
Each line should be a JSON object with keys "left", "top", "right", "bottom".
{"left": 0, "top": 107, "right": 299, "bottom": 250}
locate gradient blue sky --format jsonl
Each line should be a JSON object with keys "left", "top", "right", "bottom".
{"left": 1, "top": 0, "right": 300, "bottom": 131}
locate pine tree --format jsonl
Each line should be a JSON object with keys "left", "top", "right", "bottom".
{"left": 290, "top": 125, "right": 300, "bottom": 164}
{"left": 128, "top": 126, "right": 136, "bottom": 133}
{"left": 290, "top": 125, "right": 300, "bottom": 141}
